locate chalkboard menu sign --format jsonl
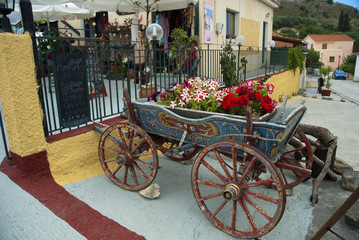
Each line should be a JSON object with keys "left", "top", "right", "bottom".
{"left": 53, "top": 49, "right": 90, "bottom": 128}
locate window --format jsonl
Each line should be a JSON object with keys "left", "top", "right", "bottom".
{"left": 329, "top": 56, "right": 335, "bottom": 62}
{"left": 311, "top": 44, "right": 313, "bottom": 49}
{"left": 322, "top": 43, "right": 327, "bottom": 49}
{"left": 226, "top": 11, "right": 236, "bottom": 37}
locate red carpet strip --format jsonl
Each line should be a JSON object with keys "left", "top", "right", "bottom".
{"left": 0, "top": 155, "right": 145, "bottom": 240}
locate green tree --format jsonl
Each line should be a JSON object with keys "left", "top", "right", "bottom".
{"left": 306, "top": 49, "right": 324, "bottom": 69}
{"left": 341, "top": 54, "right": 356, "bottom": 75}
{"left": 280, "top": 28, "right": 297, "bottom": 38}
{"left": 338, "top": 11, "right": 352, "bottom": 32}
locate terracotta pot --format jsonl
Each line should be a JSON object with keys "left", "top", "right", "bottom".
{"left": 139, "top": 87, "right": 155, "bottom": 99}
{"left": 321, "top": 89, "right": 331, "bottom": 96}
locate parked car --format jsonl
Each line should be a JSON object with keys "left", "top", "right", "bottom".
{"left": 332, "top": 70, "right": 346, "bottom": 80}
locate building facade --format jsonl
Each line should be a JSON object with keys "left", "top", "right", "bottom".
{"left": 304, "top": 34, "right": 354, "bottom": 70}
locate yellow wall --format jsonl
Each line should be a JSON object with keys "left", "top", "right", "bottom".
{"left": 0, "top": 33, "right": 46, "bottom": 157}
{"left": 47, "top": 130, "right": 104, "bottom": 185}
{"left": 241, "top": 18, "right": 260, "bottom": 49}
{"left": 266, "top": 69, "right": 301, "bottom": 102}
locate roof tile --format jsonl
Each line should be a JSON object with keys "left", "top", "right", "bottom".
{"left": 306, "top": 34, "right": 354, "bottom": 42}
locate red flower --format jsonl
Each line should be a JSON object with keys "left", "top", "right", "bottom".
{"left": 236, "top": 86, "right": 247, "bottom": 96}
{"left": 261, "top": 101, "right": 274, "bottom": 113}
{"left": 262, "top": 95, "right": 272, "bottom": 104}
{"left": 254, "top": 92, "right": 263, "bottom": 101}
{"left": 238, "top": 95, "right": 249, "bottom": 107}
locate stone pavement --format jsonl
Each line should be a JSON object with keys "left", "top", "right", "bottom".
{"left": 1, "top": 77, "right": 359, "bottom": 240}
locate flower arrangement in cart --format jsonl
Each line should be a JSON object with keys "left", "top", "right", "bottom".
{"left": 148, "top": 77, "right": 277, "bottom": 118}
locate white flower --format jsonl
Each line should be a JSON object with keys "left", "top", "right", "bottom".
{"left": 170, "top": 101, "right": 177, "bottom": 109}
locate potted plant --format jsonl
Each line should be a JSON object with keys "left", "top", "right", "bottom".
{"left": 147, "top": 77, "right": 277, "bottom": 120}
{"left": 319, "top": 66, "right": 333, "bottom": 96}
{"left": 230, "top": 35, "right": 237, "bottom": 44}
{"left": 226, "top": 33, "right": 231, "bottom": 44}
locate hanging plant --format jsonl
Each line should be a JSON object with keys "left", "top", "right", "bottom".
{"left": 287, "top": 46, "right": 304, "bottom": 74}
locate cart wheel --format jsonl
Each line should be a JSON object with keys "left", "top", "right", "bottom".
{"left": 99, "top": 122, "right": 158, "bottom": 191}
{"left": 275, "top": 127, "right": 313, "bottom": 189}
{"left": 191, "top": 141, "right": 286, "bottom": 239}
{"left": 152, "top": 136, "right": 200, "bottom": 161}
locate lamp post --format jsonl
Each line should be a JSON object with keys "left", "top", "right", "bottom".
{"left": 270, "top": 40, "right": 276, "bottom": 73}
{"left": 338, "top": 55, "right": 341, "bottom": 70}
{"left": 235, "top": 35, "right": 245, "bottom": 82}
{"left": 146, "top": 23, "right": 163, "bottom": 93}
{"left": 0, "top": 0, "right": 15, "bottom": 33}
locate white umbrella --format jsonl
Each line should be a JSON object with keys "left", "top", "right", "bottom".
{"left": 30, "top": 3, "right": 94, "bottom": 21}
{"left": 76, "top": 0, "right": 198, "bottom": 12}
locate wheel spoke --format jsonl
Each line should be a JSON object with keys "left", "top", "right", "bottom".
{"left": 130, "top": 165, "right": 138, "bottom": 185}
{"left": 211, "top": 199, "right": 229, "bottom": 218}
{"left": 232, "top": 147, "right": 238, "bottom": 182}
{"left": 243, "top": 195, "right": 272, "bottom": 221}
{"left": 244, "top": 190, "right": 279, "bottom": 204}
{"left": 107, "top": 134, "right": 126, "bottom": 150}
{"left": 201, "top": 159, "right": 229, "bottom": 184}
{"left": 242, "top": 178, "right": 274, "bottom": 189}
{"left": 282, "top": 145, "right": 307, "bottom": 155}
{"left": 131, "top": 137, "right": 147, "bottom": 154}
{"left": 239, "top": 199, "right": 257, "bottom": 231}
{"left": 104, "top": 157, "right": 117, "bottom": 163}
{"left": 214, "top": 149, "right": 233, "bottom": 181}
{"left": 238, "top": 157, "right": 257, "bottom": 184}
{"left": 127, "top": 129, "right": 135, "bottom": 151}
{"left": 133, "top": 161, "right": 148, "bottom": 179}
{"left": 103, "top": 146, "right": 122, "bottom": 155}
{"left": 198, "top": 191, "right": 223, "bottom": 201}
{"left": 197, "top": 179, "right": 225, "bottom": 189}
{"left": 124, "top": 165, "right": 129, "bottom": 184}
{"left": 231, "top": 200, "right": 237, "bottom": 231}
{"left": 111, "top": 165, "right": 122, "bottom": 176}
{"left": 133, "top": 151, "right": 153, "bottom": 158}
{"left": 117, "top": 127, "right": 128, "bottom": 149}
{"left": 135, "top": 158, "right": 154, "bottom": 169}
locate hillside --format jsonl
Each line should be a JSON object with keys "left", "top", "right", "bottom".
{"left": 274, "top": 0, "right": 359, "bottom": 31}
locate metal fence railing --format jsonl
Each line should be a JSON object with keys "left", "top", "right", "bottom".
{"left": 36, "top": 36, "right": 288, "bottom": 136}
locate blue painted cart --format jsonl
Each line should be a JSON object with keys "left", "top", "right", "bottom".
{"left": 95, "top": 88, "right": 313, "bottom": 239}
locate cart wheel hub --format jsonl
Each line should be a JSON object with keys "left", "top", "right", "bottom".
{"left": 223, "top": 183, "right": 242, "bottom": 200}
{"left": 116, "top": 155, "right": 126, "bottom": 166}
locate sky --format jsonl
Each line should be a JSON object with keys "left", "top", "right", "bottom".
{"left": 334, "top": 0, "right": 359, "bottom": 9}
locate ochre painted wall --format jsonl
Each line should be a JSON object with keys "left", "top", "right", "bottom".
{"left": 47, "top": 130, "right": 104, "bottom": 185}
{"left": 0, "top": 33, "right": 46, "bottom": 157}
{"left": 241, "top": 18, "right": 260, "bottom": 49}
{"left": 266, "top": 69, "right": 301, "bottom": 102}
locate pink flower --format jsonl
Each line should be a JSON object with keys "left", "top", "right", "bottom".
{"left": 266, "top": 84, "right": 274, "bottom": 94}
{"left": 245, "top": 80, "right": 254, "bottom": 88}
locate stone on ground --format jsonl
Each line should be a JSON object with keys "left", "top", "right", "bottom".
{"left": 334, "top": 158, "right": 353, "bottom": 175}
{"left": 341, "top": 169, "right": 359, "bottom": 191}
{"left": 139, "top": 183, "right": 160, "bottom": 199}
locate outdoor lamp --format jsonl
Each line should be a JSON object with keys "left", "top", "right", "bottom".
{"left": 146, "top": 23, "right": 163, "bottom": 93}
{"left": 0, "top": 0, "right": 15, "bottom": 33}
{"left": 235, "top": 35, "right": 245, "bottom": 81}
{"left": 146, "top": 23, "right": 163, "bottom": 42}
{"left": 270, "top": 40, "right": 276, "bottom": 48}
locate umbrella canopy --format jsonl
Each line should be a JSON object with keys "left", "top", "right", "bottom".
{"left": 76, "top": 0, "right": 198, "bottom": 13}
{"left": 30, "top": 3, "right": 94, "bottom": 21}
